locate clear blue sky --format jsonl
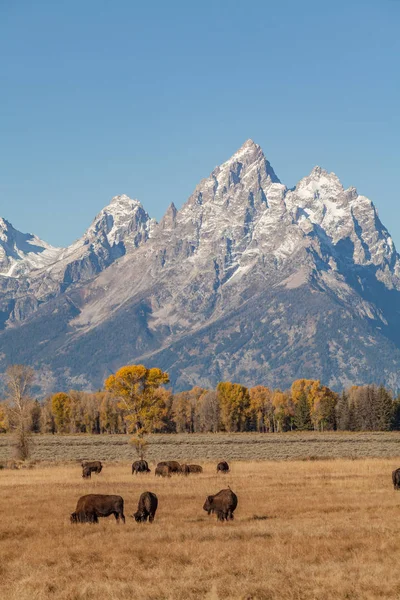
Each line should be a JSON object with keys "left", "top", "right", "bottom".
{"left": 1, "top": 0, "right": 399, "bottom": 247}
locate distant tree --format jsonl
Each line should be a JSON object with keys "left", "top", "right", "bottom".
{"left": 217, "top": 382, "right": 251, "bottom": 432}
{"left": 272, "top": 390, "right": 292, "bottom": 432}
{"left": 172, "top": 387, "right": 203, "bottom": 433}
{"left": 197, "top": 390, "right": 220, "bottom": 432}
{"left": 30, "top": 400, "right": 42, "bottom": 433}
{"left": 294, "top": 391, "right": 312, "bottom": 431}
{"left": 249, "top": 386, "right": 274, "bottom": 432}
{"left": 336, "top": 391, "right": 350, "bottom": 430}
{"left": 98, "top": 393, "right": 119, "bottom": 434}
{"left": 41, "top": 397, "right": 56, "bottom": 434}
{"left": 51, "top": 392, "right": 72, "bottom": 433}
{"left": 105, "top": 364, "right": 169, "bottom": 458}
{"left": 311, "top": 387, "right": 337, "bottom": 431}
{"left": 376, "top": 385, "right": 393, "bottom": 431}
{"left": 6, "top": 365, "right": 35, "bottom": 460}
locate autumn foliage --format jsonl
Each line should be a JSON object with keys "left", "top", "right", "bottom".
{"left": 0, "top": 366, "right": 399, "bottom": 435}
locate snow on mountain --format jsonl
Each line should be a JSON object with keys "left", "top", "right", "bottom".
{"left": 37, "top": 194, "right": 152, "bottom": 288}
{"left": 0, "top": 217, "right": 61, "bottom": 277}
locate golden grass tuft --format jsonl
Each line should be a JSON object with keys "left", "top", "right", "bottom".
{"left": 1, "top": 458, "right": 400, "bottom": 598}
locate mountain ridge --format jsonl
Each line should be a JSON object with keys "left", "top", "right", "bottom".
{"left": 1, "top": 140, "right": 399, "bottom": 395}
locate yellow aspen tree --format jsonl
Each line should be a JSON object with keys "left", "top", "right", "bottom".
{"left": 105, "top": 364, "right": 169, "bottom": 457}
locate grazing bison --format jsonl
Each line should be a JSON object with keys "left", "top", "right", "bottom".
{"left": 188, "top": 464, "right": 203, "bottom": 474}
{"left": 157, "top": 461, "right": 181, "bottom": 474}
{"left": 392, "top": 468, "right": 400, "bottom": 489}
{"left": 82, "top": 466, "right": 92, "bottom": 479}
{"left": 133, "top": 491, "right": 158, "bottom": 523}
{"left": 70, "top": 494, "right": 125, "bottom": 524}
{"left": 155, "top": 464, "right": 171, "bottom": 477}
{"left": 217, "top": 461, "right": 230, "bottom": 473}
{"left": 203, "top": 488, "right": 238, "bottom": 521}
{"left": 81, "top": 460, "right": 103, "bottom": 476}
{"left": 132, "top": 460, "right": 151, "bottom": 475}
{"left": 181, "top": 463, "right": 202, "bottom": 475}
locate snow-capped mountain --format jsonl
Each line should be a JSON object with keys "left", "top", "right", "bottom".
{"left": 0, "top": 217, "right": 61, "bottom": 277}
{"left": 0, "top": 139, "right": 400, "bottom": 395}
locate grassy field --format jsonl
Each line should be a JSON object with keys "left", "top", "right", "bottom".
{"left": 1, "top": 458, "right": 400, "bottom": 599}
{"left": 2, "top": 431, "right": 400, "bottom": 463}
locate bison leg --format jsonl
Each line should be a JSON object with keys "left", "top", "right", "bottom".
{"left": 149, "top": 513, "right": 155, "bottom": 523}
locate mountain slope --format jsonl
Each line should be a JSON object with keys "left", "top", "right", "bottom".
{"left": 0, "top": 140, "right": 399, "bottom": 395}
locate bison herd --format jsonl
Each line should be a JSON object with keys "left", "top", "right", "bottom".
{"left": 72, "top": 459, "right": 234, "bottom": 525}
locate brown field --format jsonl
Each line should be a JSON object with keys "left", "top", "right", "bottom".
{"left": 2, "top": 458, "right": 400, "bottom": 599}
{"left": 2, "top": 431, "right": 400, "bottom": 463}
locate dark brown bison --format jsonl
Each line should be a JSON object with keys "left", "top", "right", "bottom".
{"left": 155, "top": 465, "right": 171, "bottom": 477}
{"left": 81, "top": 460, "right": 103, "bottom": 476}
{"left": 181, "top": 463, "right": 203, "bottom": 475}
{"left": 70, "top": 494, "right": 125, "bottom": 524}
{"left": 188, "top": 464, "right": 203, "bottom": 473}
{"left": 392, "top": 468, "right": 400, "bottom": 489}
{"left": 217, "top": 461, "right": 230, "bottom": 473}
{"left": 180, "top": 464, "right": 190, "bottom": 476}
{"left": 82, "top": 466, "right": 92, "bottom": 479}
{"left": 203, "top": 488, "right": 238, "bottom": 521}
{"left": 157, "top": 461, "right": 181, "bottom": 474}
{"left": 133, "top": 491, "right": 158, "bottom": 523}
{"left": 132, "top": 460, "right": 151, "bottom": 475}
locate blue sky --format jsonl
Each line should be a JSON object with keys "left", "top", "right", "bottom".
{"left": 1, "top": 0, "right": 399, "bottom": 247}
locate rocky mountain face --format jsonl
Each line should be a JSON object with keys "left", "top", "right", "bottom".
{"left": 1, "top": 140, "right": 400, "bottom": 395}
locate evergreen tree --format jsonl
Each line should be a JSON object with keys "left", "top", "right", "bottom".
{"left": 336, "top": 391, "right": 350, "bottom": 430}
{"left": 377, "top": 385, "right": 393, "bottom": 431}
{"left": 294, "top": 392, "right": 312, "bottom": 430}
{"left": 30, "top": 400, "right": 42, "bottom": 433}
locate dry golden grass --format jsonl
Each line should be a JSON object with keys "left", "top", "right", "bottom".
{"left": 2, "top": 459, "right": 400, "bottom": 599}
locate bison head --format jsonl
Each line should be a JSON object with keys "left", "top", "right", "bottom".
{"left": 203, "top": 496, "right": 214, "bottom": 515}
{"left": 70, "top": 512, "right": 78, "bottom": 523}
{"left": 133, "top": 511, "right": 145, "bottom": 522}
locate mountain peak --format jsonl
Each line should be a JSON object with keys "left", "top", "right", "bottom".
{"left": 159, "top": 202, "right": 178, "bottom": 229}
{"left": 109, "top": 194, "right": 141, "bottom": 207}
{"left": 228, "top": 138, "right": 262, "bottom": 163}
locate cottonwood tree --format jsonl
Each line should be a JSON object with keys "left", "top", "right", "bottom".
{"left": 6, "top": 365, "right": 35, "bottom": 460}
{"left": 249, "top": 386, "right": 274, "bottom": 432}
{"left": 217, "top": 382, "right": 251, "bottom": 432}
{"left": 197, "top": 390, "right": 220, "bottom": 432}
{"left": 105, "top": 364, "right": 169, "bottom": 457}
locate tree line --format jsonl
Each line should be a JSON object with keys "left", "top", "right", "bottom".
{"left": 1, "top": 365, "right": 400, "bottom": 438}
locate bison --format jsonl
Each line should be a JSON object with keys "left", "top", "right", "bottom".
{"left": 132, "top": 460, "right": 151, "bottom": 475}
{"left": 217, "top": 461, "right": 230, "bottom": 473}
{"left": 187, "top": 464, "right": 203, "bottom": 474}
{"left": 392, "top": 468, "right": 400, "bottom": 489}
{"left": 133, "top": 491, "right": 158, "bottom": 523}
{"left": 203, "top": 488, "right": 238, "bottom": 521}
{"left": 181, "top": 463, "right": 202, "bottom": 475}
{"left": 70, "top": 494, "right": 125, "bottom": 524}
{"left": 157, "top": 461, "right": 181, "bottom": 474}
{"left": 81, "top": 460, "right": 103, "bottom": 476}
{"left": 155, "top": 464, "right": 171, "bottom": 477}
{"left": 82, "top": 466, "right": 92, "bottom": 479}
